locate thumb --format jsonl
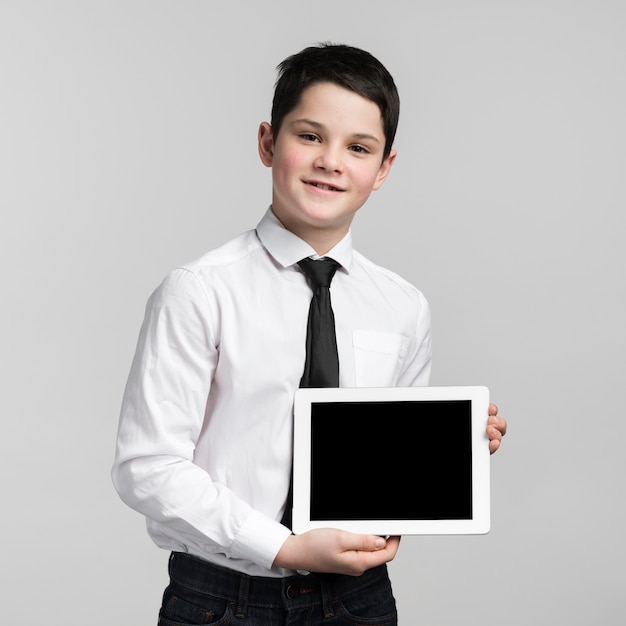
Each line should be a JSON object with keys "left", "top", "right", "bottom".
{"left": 363, "top": 535, "right": 387, "bottom": 551}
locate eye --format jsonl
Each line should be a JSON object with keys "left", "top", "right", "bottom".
{"left": 349, "top": 144, "right": 369, "bottom": 154}
{"left": 299, "top": 133, "right": 320, "bottom": 142}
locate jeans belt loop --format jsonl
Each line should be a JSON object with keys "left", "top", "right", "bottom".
{"left": 235, "top": 572, "right": 251, "bottom": 618}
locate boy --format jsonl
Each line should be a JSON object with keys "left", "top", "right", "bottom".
{"left": 112, "top": 43, "right": 506, "bottom": 625}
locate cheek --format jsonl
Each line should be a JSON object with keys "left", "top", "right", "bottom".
{"left": 285, "top": 145, "right": 309, "bottom": 170}
{"left": 273, "top": 149, "right": 304, "bottom": 184}
{"left": 353, "top": 167, "right": 383, "bottom": 194}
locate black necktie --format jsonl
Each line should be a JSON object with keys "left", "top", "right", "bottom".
{"left": 281, "top": 257, "right": 340, "bottom": 528}
{"left": 298, "top": 258, "right": 340, "bottom": 388}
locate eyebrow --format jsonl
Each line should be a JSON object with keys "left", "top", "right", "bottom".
{"left": 289, "top": 118, "right": 381, "bottom": 144}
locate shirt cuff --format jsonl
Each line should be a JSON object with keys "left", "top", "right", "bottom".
{"left": 230, "top": 509, "right": 293, "bottom": 570}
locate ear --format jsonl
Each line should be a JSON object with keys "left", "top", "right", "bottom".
{"left": 258, "top": 122, "right": 274, "bottom": 167}
{"left": 372, "top": 149, "right": 397, "bottom": 191}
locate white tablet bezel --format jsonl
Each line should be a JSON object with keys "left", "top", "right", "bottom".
{"left": 291, "top": 385, "right": 491, "bottom": 535}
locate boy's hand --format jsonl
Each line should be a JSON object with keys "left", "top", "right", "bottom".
{"left": 487, "top": 403, "right": 507, "bottom": 454}
{"left": 273, "top": 529, "right": 400, "bottom": 576}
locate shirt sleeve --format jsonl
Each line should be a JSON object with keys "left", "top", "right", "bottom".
{"left": 396, "top": 289, "right": 433, "bottom": 387}
{"left": 111, "top": 268, "right": 291, "bottom": 569}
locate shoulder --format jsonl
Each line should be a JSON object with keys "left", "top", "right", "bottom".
{"left": 153, "top": 228, "right": 264, "bottom": 302}
{"left": 180, "top": 228, "right": 263, "bottom": 275}
{"left": 351, "top": 249, "right": 429, "bottom": 309}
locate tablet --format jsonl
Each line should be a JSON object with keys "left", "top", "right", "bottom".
{"left": 291, "top": 385, "right": 490, "bottom": 535}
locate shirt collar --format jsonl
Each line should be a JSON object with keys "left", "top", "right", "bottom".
{"left": 255, "top": 207, "right": 354, "bottom": 272}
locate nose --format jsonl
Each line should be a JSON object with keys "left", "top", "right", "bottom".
{"left": 314, "top": 144, "right": 344, "bottom": 173}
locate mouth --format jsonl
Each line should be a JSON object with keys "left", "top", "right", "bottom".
{"left": 305, "top": 180, "right": 344, "bottom": 192}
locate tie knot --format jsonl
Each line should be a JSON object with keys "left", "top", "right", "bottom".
{"left": 298, "top": 258, "right": 340, "bottom": 288}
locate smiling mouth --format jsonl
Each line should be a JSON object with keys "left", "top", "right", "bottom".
{"left": 307, "top": 181, "right": 343, "bottom": 192}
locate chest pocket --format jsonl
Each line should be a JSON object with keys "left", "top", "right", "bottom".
{"left": 352, "top": 330, "right": 409, "bottom": 387}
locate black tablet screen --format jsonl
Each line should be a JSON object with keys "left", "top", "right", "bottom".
{"left": 309, "top": 400, "right": 473, "bottom": 521}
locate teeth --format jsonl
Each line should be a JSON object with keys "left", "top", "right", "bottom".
{"left": 311, "top": 182, "right": 337, "bottom": 191}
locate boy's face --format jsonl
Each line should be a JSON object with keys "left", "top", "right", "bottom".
{"left": 258, "top": 82, "right": 396, "bottom": 253}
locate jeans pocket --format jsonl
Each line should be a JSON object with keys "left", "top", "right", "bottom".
{"left": 333, "top": 599, "right": 397, "bottom": 625}
{"left": 158, "top": 587, "right": 234, "bottom": 625}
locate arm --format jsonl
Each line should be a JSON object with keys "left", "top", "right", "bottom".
{"left": 111, "top": 268, "right": 290, "bottom": 568}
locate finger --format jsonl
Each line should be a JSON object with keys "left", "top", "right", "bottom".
{"left": 487, "top": 424, "right": 502, "bottom": 442}
{"left": 488, "top": 415, "right": 507, "bottom": 436}
{"left": 350, "top": 534, "right": 389, "bottom": 552}
{"left": 386, "top": 535, "right": 401, "bottom": 551}
{"left": 488, "top": 405, "right": 503, "bottom": 433}
{"left": 499, "top": 418, "right": 507, "bottom": 435}
{"left": 353, "top": 534, "right": 399, "bottom": 554}
{"left": 379, "top": 535, "right": 401, "bottom": 559}
{"left": 489, "top": 438, "right": 501, "bottom": 454}
{"left": 365, "top": 536, "right": 401, "bottom": 561}
{"left": 350, "top": 535, "right": 402, "bottom": 573}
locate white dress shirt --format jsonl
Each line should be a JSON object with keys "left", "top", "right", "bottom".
{"left": 112, "top": 207, "right": 432, "bottom": 577}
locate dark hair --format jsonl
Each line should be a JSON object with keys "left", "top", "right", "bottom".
{"left": 271, "top": 43, "right": 400, "bottom": 160}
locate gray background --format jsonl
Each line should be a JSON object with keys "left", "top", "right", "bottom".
{"left": 1, "top": 1, "right": 624, "bottom": 624}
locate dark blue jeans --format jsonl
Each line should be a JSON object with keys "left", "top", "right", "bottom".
{"left": 158, "top": 552, "right": 398, "bottom": 625}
